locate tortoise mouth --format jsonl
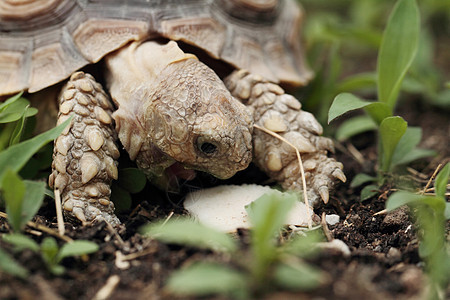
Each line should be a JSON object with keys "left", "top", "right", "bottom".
{"left": 165, "top": 162, "right": 197, "bottom": 181}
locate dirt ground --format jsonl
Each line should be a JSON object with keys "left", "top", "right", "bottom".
{"left": 0, "top": 94, "right": 448, "bottom": 300}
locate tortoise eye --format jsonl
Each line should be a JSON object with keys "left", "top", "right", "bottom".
{"left": 199, "top": 142, "right": 217, "bottom": 154}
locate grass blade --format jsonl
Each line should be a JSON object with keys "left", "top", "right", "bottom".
{"left": 377, "top": 0, "right": 420, "bottom": 109}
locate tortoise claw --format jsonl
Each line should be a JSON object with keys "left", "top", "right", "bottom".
{"left": 225, "top": 70, "right": 346, "bottom": 206}
{"left": 332, "top": 169, "right": 347, "bottom": 183}
{"left": 319, "top": 186, "right": 329, "bottom": 204}
{"left": 73, "top": 207, "right": 87, "bottom": 224}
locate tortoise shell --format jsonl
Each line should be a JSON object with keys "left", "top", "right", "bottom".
{"left": 0, "top": 0, "right": 312, "bottom": 96}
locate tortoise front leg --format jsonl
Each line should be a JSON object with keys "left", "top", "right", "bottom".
{"left": 225, "top": 70, "right": 346, "bottom": 205}
{"left": 49, "top": 72, "right": 120, "bottom": 225}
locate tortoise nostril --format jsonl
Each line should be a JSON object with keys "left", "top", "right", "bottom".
{"left": 200, "top": 142, "right": 217, "bottom": 154}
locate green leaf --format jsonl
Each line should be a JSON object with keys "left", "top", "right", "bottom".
{"left": 336, "top": 72, "right": 376, "bottom": 93}
{"left": 141, "top": 218, "right": 237, "bottom": 253}
{"left": 350, "top": 173, "right": 377, "bottom": 188}
{"left": 2, "top": 233, "right": 40, "bottom": 252}
{"left": 117, "top": 168, "right": 147, "bottom": 193}
{"left": 434, "top": 163, "right": 449, "bottom": 199}
{"left": 0, "top": 92, "right": 23, "bottom": 111}
{"left": 57, "top": 240, "right": 99, "bottom": 262}
{"left": 2, "top": 169, "right": 26, "bottom": 232}
{"left": 390, "top": 127, "right": 436, "bottom": 167}
{"left": 49, "top": 264, "right": 65, "bottom": 275}
{"left": 360, "top": 184, "right": 379, "bottom": 201}
{"left": 274, "top": 262, "right": 323, "bottom": 291}
{"left": 246, "top": 191, "right": 297, "bottom": 280}
{"left": 335, "top": 115, "right": 377, "bottom": 141}
{"left": 391, "top": 127, "right": 421, "bottom": 161}
{"left": 364, "top": 102, "right": 392, "bottom": 124}
{"left": 40, "top": 237, "right": 60, "bottom": 266}
{"left": 377, "top": 0, "right": 420, "bottom": 109}
{"left": 283, "top": 229, "right": 324, "bottom": 258}
{"left": 9, "top": 106, "right": 29, "bottom": 146}
{"left": 246, "top": 191, "right": 296, "bottom": 256}
{"left": 445, "top": 203, "right": 450, "bottom": 220}
{"left": 0, "top": 97, "right": 37, "bottom": 124}
{"left": 0, "top": 116, "right": 72, "bottom": 183}
{"left": 386, "top": 191, "right": 445, "bottom": 212}
{"left": 393, "top": 148, "right": 435, "bottom": 167}
{"left": 110, "top": 183, "right": 132, "bottom": 213}
{"left": 21, "top": 180, "right": 46, "bottom": 226}
{"left": 328, "top": 93, "right": 374, "bottom": 124}
{"left": 0, "top": 247, "right": 29, "bottom": 279}
{"left": 165, "top": 262, "right": 247, "bottom": 297}
{"left": 246, "top": 191, "right": 296, "bottom": 237}
{"left": 379, "top": 116, "right": 407, "bottom": 173}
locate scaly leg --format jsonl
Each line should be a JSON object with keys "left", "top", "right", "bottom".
{"left": 225, "top": 70, "right": 346, "bottom": 205}
{"left": 49, "top": 72, "right": 120, "bottom": 225}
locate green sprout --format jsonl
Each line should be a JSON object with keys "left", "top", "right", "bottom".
{"left": 386, "top": 163, "right": 450, "bottom": 300}
{"left": 142, "top": 191, "right": 325, "bottom": 299}
{"left": 2, "top": 233, "right": 99, "bottom": 276}
{"left": 328, "top": 0, "right": 435, "bottom": 197}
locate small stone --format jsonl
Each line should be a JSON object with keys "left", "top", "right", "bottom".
{"left": 387, "top": 247, "right": 402, "bottom": 263}
{"left": 325, "top": 214, "right": 340, "bottom": 225}
{"left": 318, "top": 239, "right": 351, "bottom": 257}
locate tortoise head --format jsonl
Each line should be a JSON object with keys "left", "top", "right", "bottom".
{"left": 106, "top": 41, "right": 253, "bottom": 183}
{"left": 147, "top": 57, "right": 254, "bottom": 180}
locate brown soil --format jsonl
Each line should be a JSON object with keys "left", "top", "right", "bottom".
{"left": 0, "top": 97, "right": 448, "bottom": 300}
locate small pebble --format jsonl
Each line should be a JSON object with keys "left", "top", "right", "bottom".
{"left": 318, "top": 239, "right": 351, "bottom": 257}
{"left": 326, "top": 214, "right": 340, "bottom": 225}
{"left": 387, "top": 247, "right": 402, "bottom": 263}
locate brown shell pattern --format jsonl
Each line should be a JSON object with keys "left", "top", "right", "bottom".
{"left": 0, "top": 0, "right": 312, "bottom": 96}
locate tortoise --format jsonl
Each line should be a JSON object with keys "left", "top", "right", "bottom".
{"left": 0, "top": 0, "right": 346, "bottom": 225}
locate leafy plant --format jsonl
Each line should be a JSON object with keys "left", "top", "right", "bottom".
{"left": 328, "top": 0, "right": 435, "bottom": 194}
{"left": 0, "top": 93, "right": 72, "bottom": 229}
{"left": 142, "top": 191, "right": 325, "bottom": 298}
{"left": 2, "top": 233, "right": 99, "bottom": 275}
{"left": 0, "top": 92, "right": 38, "bottom": 151}
{"left": 386, "top": 163, "right": 450, "bottom": 300}
{"left": 0, "top": 93, "right": 74, "bottom": 277}
{"left": 0, "top": 247, "right": 29, "bottom": 279}
{"left": 111, "top": 168, "right": 147, "bottom": 213}
{"left": 301, "top": 0, "right": 450, "bottom": 125}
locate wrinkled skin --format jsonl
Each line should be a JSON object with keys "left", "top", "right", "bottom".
{"left": 51, "top": 41, "right": 344, "bottom": 225}
{"left": 50, "top": 41, "right": 254, "bottom": 225}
